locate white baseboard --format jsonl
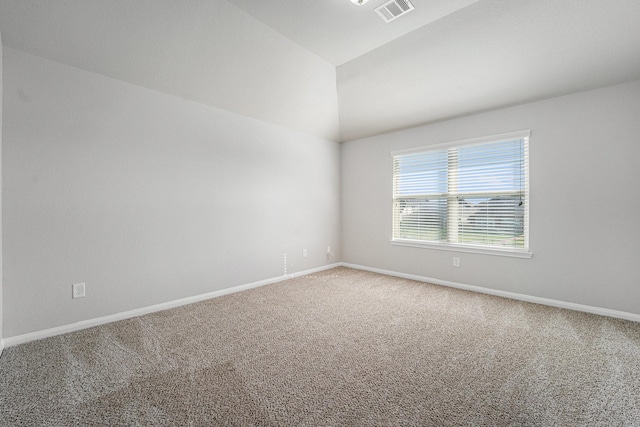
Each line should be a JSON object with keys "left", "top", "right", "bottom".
{"left": 6, "top": 260, "right": 636, "bottom": 349}
{"left": 0, "top": 339, "right": 4, "bottom": 358}
{"left": 3, "top": 263, "right": 341, "bottom": 348}
{"left": 340, "top": 262, "right": 640, "bottom": 323}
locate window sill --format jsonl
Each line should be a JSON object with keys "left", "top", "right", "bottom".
{"left": 390, "top": 239, "right": 533, "bottom": 259}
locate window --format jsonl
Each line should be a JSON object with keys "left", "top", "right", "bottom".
{"left": 392, "top": 131, "right": 530, "bottom": 257}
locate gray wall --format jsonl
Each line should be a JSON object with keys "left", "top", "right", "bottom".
{"left": 0, "top": 31, "right": 3, "bottom": 349}
{"left": 337, "top": 1, "right": 640, "bottom": 142}
{"left": 342, "top": 79, "right": 640, "bottom": 315}
{"left": 0, "top": 0, "right": 340, "bottom": 141}
{"left": 3, "top": 48, "right": 341, "bottom": 338}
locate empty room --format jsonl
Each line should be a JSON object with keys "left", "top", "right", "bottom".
{"left": 1, "top": 0, "right": 639, "bottom": 425}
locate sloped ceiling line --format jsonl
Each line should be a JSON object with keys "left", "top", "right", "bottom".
{"left": 1, "top": 0, "right": 640, "bottom": 142}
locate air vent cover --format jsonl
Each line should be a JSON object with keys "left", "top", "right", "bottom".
{"left": 375, "top": 0, "right": 415, "bottom": 23}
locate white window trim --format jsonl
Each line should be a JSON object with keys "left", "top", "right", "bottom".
{"left": 390, "top": 130, "right": 531, "bottom": 157}
{"left": 391, "top": 130, "right": 532, "bottom": 259}
{"left": 390, "top": 239, "right": 533, "bottom": 258}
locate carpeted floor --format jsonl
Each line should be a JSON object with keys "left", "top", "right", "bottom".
{"left": 1, "top": 267, "right": 639, "bottom": 426}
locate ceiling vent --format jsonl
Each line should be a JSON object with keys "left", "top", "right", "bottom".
{"left": 375, "top": 0, "right": 415, "bottom": 23}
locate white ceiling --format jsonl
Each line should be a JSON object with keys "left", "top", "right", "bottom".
{"left": 1, "top": 0, "right": 640, "bottom": 142}
{"left": 337, "top": 0, "right": 640, "bottom": 140}
{"left": 225, "top": 0, "right": 479, "bottom": 65}
{"left": 0, "top": 0, "right": 342, "bottom": 140}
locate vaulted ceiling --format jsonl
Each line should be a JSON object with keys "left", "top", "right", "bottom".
{"left": 1, "top": 0, "right": 640, "bottom": 142}
{"left": 225, "top": 0, "right": 479, "bottom": 65}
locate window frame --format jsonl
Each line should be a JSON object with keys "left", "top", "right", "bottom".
{"left": 390, "top": 130, "right": 532, "bottom": 259}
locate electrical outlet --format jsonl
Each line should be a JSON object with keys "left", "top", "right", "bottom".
{"left": 72, "top": 283, "right": 86, "bottom": 299}
{"left": 303, "top": 249, "right": 308, "bottom": 257}
{"left": 452, "top": 257, "right": 460, "bottom": 268}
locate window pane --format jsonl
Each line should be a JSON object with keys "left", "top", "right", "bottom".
{"left": 457, "top": 139, "right": 524, "bottom": 194}
{"left": 394, "top": 197, "right": 447, "bottom": 241}
{"left": 394, "top": 150, "right": 447, "bottom": 196}
{"left": 392, "top": 132, "right": 529, "bottom": 253}
{"left": 458, "top": 195, "right": 525, "bottom": 248}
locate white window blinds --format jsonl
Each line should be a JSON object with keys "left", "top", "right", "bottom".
{"left": 392, "top": 131, "right": 529, "bottom": 254}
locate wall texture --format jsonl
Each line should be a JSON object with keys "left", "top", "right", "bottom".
{"left": 342, "top": 79, "right": 640, "bottom": 315}
{"left": 3, "top": 48, "right": 341, "bottom": 338}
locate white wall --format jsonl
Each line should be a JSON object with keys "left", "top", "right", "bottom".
{"left": 0, "top": 30, "right": 4, "bottom": 352}
{"left": 337, "top": 0, "right": 640, "bottom": 142}
{"left": 0, "top": 0, "right": 340, "bottom": 141}
{"left": 3, "top": 48, "right": 341, "bottom": 338}
{"left": 342, "top": 80, "right": 640, "bottom": 315}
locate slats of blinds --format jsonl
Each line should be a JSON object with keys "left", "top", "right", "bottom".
{"left": 393, "top": 137, "right": 528, "bottom": 250}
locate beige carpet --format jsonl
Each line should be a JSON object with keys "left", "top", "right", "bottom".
{"left": 1, "top": 267, "right": 639, "bottom": 426}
